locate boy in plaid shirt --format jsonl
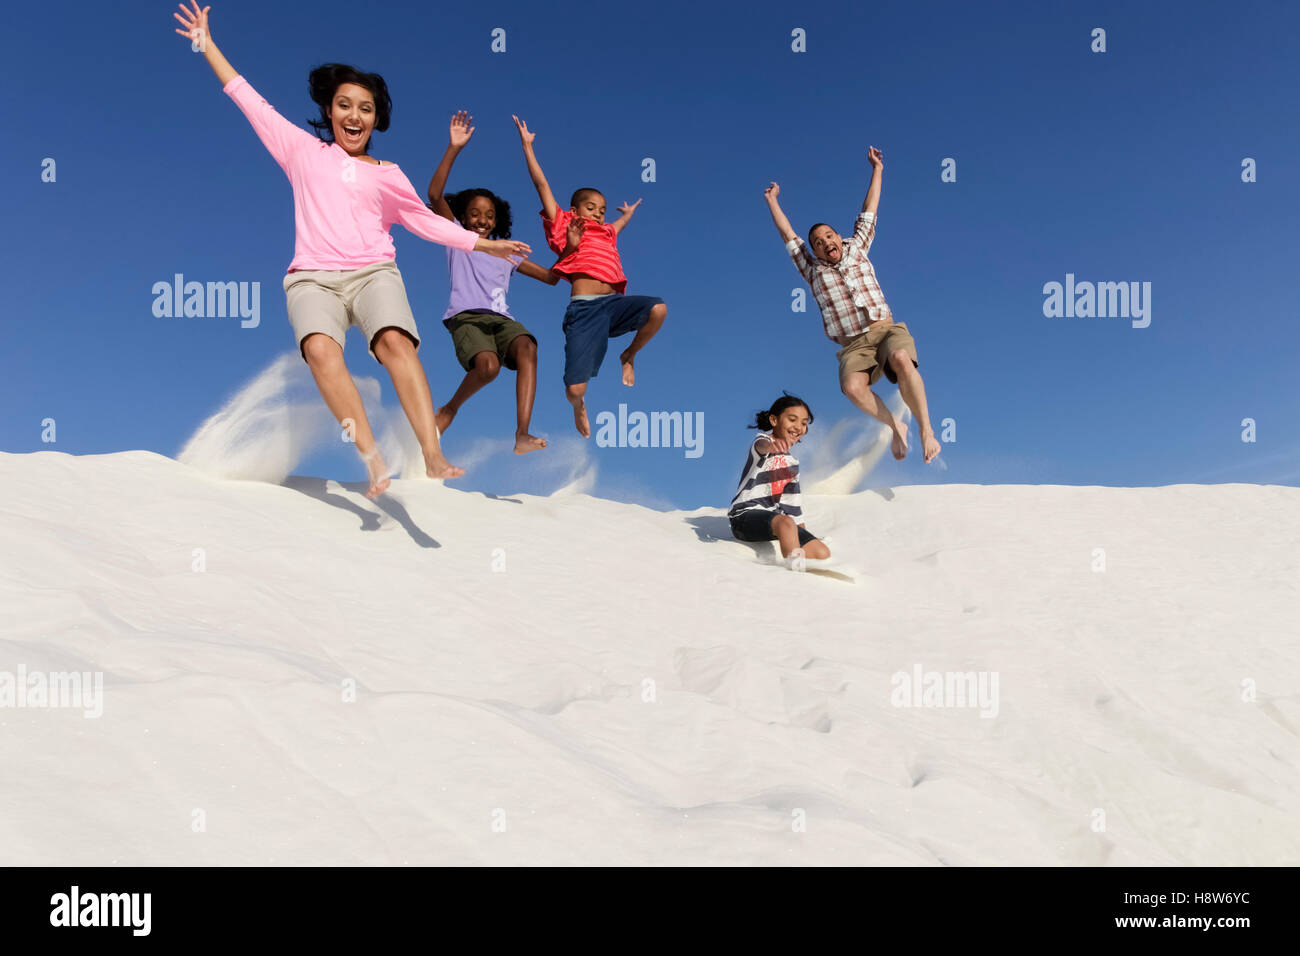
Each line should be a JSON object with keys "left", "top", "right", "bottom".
{"left": 765, "top": 147, "right": 940, "bottom": 463}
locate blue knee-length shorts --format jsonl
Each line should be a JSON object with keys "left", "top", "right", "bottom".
{"left": 561, "top": 293, "right": 663, "bottom": 386}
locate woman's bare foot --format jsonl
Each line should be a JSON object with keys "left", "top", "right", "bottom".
{"left": 514, "top": 432, "right": 547, "bottom": 454}
{"left": 891, "top": 421, "right": 909, "bottom": 461}
{"left": 360, "top": 448, "right": 391, "bottom": 499}
{"left": 435, "top": 405, "right": 456, "bottom": 435}
{"left": 920, "top": 430, "right": 941, "bottom": 463}
{"left": 619, "top": 349, "right": 635, "bottom": 386}
{"left": 424, "top": 451, "right": 465, "bottom": 480}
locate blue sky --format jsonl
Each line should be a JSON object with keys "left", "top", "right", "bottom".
{"left": 4, "top": 0, "right": 1298, "bottom": 509}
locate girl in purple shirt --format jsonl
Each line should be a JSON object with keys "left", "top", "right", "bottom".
{"left": 427, "top": 112, "right": 561, "bottom": 455}
{"left": 174, "top": 3, "right": 530, "bottom": 497}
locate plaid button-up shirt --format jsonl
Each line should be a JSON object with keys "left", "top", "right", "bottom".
{"left": 786, "top": 211, "right": 893, "bottom": 345}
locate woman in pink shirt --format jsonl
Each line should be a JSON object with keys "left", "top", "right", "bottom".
{"left": 174, "top": 2, "right": 530, "bottom": 498}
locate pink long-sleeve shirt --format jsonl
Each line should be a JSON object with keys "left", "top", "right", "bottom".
{"left": 224, "top": 75, "right": 479, "bottom": 272}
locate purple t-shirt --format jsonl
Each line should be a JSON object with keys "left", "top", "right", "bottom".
{"left": 444, "top": 247, "right": 519, "bottom": 320}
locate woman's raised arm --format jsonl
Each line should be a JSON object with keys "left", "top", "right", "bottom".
{"left": 174, "top": 3, "right": 237, "bottom": 86}
{"left": 175, "top": 3, "right": 313, "bottom": 170}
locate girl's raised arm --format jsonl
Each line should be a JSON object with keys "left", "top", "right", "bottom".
{"left": 173, "top": 3, "right": 237, "bottom": 86}
{"left": 427, "top": 111, "right": 473, "bottom": 220}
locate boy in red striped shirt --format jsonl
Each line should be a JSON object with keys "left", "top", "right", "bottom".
{"left": 514, "top": 116, "right": 668, "bottom": 437}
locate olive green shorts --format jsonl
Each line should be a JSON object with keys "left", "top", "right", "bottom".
{"left": 837, "top": 321, "right": 919, "bottom": 385}
{"left": 443, "top": 310, "right": 537, "bottom": 370}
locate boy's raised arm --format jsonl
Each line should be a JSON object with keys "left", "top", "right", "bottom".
{"left": 610, "top": 199, "right": 641, "bottom": 235}
{"left": 861, "top": 146, "right": 883, "bottom": 215}
{"left": 512, "top": 115, "right": 559, "bottom": 221}
{"left": 764, "top": 182, "right": 798, "bottom": 242}
{"left": 427, "top": 111, "right": 474, "bottom": 220}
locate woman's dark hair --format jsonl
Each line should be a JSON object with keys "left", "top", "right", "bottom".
{"left": 750, "top": 392, "right": 814, "bottom": 430}
{"left": 307, "top": 63, "right": 392, "bottom": 153}
{"left": 446, "top": 188, "right": 513, "bottom": 240}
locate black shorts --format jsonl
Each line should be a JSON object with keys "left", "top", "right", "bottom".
{"left": 729, "top": 509, "right": 816, "bottom": 547}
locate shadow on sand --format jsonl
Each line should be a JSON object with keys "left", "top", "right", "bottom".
{"left": 283, "top": 476, "right": 440, "bottom": 549}
{"left": 683, "top": 514, "right": 774, "bottom": 563}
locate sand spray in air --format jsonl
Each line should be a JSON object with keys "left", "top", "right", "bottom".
{"left": 177, "top": 353, "right": 910, "bottom": 495}
{"left": 178, "top": 352, "right": 414, "bottom": 484}
{"left": 803, "top": 394, "right": 912, "bottom": 495}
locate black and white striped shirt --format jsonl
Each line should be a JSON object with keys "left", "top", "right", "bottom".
{"left": 728, "top": 432, "right": 803, "bottom": 519}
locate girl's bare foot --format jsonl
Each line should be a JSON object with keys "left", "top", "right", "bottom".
{"left": 619, "top": 349, "right": 635, "bottom": 386}
{"left": 891, "top": 422, "right": 909, "bottom": 461}
{"left": 514, "top": 432, "right": 548, "bottom": 454}
{"left": 920, "top": 430, "right": 941, "bottom": 463}
{"left": 360, "top": 448, "right": 391, "bottom": 499}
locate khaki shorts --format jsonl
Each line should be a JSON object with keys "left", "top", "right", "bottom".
{"left": 837, "top": 320, "right": 919, "bottom": 385}
{"left": 283, "top": 260, "right": 419, "bottom": 364}
{"left": 443, "top": 310, "right": 537, "bottom": 371}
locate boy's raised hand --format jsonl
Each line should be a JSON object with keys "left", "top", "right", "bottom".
{"left": 617, "top": 199, "right": 642, "bottom": 217}
{"left": 511, "top": 115, "right": 536, "bottom": 147}
{"left": 868, "top": 146, "right": 884, "bottom": 168}
{"left": 449, "top": 111, "right": 475, "bottom": 148}
{"left": 764, "top": 182, "right": 781, "bottom": 202}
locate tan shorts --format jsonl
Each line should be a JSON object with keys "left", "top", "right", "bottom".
{"left": 837, "top": 320, "right": 919, "bottom": 385}
{"left": 283, "top": 260, "right": 419, "bottom": 364}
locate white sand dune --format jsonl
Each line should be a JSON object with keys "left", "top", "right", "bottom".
{"left": 1, "top": 450, "right": 1297, "bottom": 865}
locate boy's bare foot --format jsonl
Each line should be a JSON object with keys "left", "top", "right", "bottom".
{"left": 572, "top": 401, "right": 590, "bottom": 438}
{"left": 360, "top": 448, "right": 391, "bottom": 499}
{"left": 619, "top": 349, "right": 635, "bottom": 386}
{"left": 890, "top": 421, "right": 909, "bottom": 461}
{"left": 435, "top": 405, "right": 455, "bottom": 435}
{"left": 424, "top": 451, "right": 465, "bottom": 480}
{"left": 514, "top": 432, "right": 547, "bottom": 454}
{"left": 921, "top": 430, "right": 942, "bottom": 463}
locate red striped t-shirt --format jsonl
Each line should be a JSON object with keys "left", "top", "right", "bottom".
{"left": 541, "top": 209, "right": 628, "bottom": 294}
